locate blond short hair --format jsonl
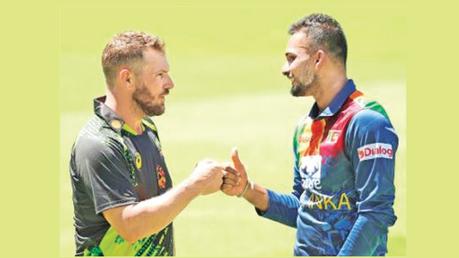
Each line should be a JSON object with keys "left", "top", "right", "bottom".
{"left": 101, "top": 31, "right": 165, "bottom": 87}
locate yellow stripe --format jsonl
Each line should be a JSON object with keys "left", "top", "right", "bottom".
{"left": 122, "top": 123, "right": 145, "bottom": 135}
{"left": 142, "top": 118, "right": 158, "bottom": 133}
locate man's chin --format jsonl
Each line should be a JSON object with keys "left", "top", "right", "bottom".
{"left": 144, "top": 105, "right": 165, "bottom": 117}
{"left": 290, "top": 85, "right": 305, "bottom": 97}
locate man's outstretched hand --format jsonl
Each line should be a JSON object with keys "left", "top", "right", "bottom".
{"left": 187, "top": 159, "right": 225, "bottom": 195}
{"left": 221, "top": 148, "right": 248, "bottom": 197}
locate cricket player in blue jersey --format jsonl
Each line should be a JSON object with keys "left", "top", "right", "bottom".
{"left": 221, "top": 13, "right": 398, "bottom": 256}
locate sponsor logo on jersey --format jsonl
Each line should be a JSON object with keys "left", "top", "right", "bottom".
{"left": 298, "top": 135, "right": 311, "bottom": 156}
{"left": 357, "top": 143, "right": 393, "bottom": 161}
{"left": 299, "top": 131, "right": 311, "bottom": 143}
{"left": 299, "top": 155, "right": 322, "bottom": 190}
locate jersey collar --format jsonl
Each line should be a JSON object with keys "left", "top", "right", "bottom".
{"left": 308, "top": 79, "right": 356, "bottom": 119}
{"left": 94, "top": 96, "right": 151, "bottom": 136}
{"left": 93, "top": 96, "right": 126, "bottom": 134}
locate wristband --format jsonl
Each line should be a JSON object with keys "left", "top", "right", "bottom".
{"left": 237, "top": 180, "right": 251, "bottom": 198}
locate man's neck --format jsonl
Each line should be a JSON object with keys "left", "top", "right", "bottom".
{"left": 105, "top": 92, "right": 144, "bottom": 134}
{"left": 314, "top": 73, "right": 347, "bottom": 111}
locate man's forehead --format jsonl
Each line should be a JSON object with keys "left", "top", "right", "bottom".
{"left": 143, "top": 48, "right": 166, "bottom": 61}
{"left": 143, "top": 48, "right": 169, "bottom": 70}
{"left": 285, "top": 31, "right": 311, "bottom": 55}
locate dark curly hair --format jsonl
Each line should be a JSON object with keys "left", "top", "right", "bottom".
{"left": 289, "top": 13, "right": 347, "bottom": 67}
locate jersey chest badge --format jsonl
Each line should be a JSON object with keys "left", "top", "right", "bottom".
{"left": 156, "top": 165, "right": 167, "bottom": 190}
{"left": 325, "top": 130, "right": 341, "bottom": 144}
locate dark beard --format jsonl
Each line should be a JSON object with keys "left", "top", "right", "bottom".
{"left": 290, "top": 69, "right": 316, "bottom": 97}
{"left": 132, "top": 83, "right": 167, "bottom": 116}
{"left": 290, "top": 83, "right": 306, "bottom": 96}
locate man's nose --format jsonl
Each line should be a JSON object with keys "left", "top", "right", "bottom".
{"left": 281, "top": 63, "right": 291, "bottom": 78}
{"left": 165, "top": 75, "right": 175, "bottom": 89}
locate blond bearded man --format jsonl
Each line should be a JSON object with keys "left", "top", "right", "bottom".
{"left": 70, "top": 32, "right": 225, "bottom": 256}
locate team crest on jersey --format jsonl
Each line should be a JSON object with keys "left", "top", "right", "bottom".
{"left": 299, "top": 155, "right": 322, "bottom": 190}
{"left": 156, "top": 165, "right": 167, "bottom": 189}
{"left": 325, "top": 130, "right": 341, "bottom": 144}
{"left": 357, "top": 143, "right": 393, "bottom": 161}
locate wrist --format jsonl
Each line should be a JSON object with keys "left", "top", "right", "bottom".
{"left": 237, "top": 179, "right": 252, "bottom": 198}
{"left": 182, "top": 177, "right": 202, "bottom": 197}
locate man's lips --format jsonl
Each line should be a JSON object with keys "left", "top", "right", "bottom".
{"left": 161, "top": 89, "right": 170, "bottom": 97}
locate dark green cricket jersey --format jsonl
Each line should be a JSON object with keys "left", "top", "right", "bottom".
{"left": 69, "top": 96, "right": 174, "bottom": 256}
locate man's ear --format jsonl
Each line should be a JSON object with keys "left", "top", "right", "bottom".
{"left": 314, "top": 50, "right": 325, "bottom": 69}
{"left": 119, "top": 68, "right": 135, "bottom": 90}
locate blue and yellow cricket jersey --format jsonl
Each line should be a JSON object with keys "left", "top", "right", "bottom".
{"left": 258, "top": 80, "right": 398, "bottom": 256}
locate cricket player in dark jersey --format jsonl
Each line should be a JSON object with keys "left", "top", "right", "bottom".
{"left": 70, "top": 31, "right": 226, "bottom": 256}
{"left": 221, "top": 14, "right": 398, "bottom": 256}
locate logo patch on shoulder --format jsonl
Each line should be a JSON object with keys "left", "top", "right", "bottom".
{"left": 110, "top": 119, "right": 122, "bottom": 130}
{"left": 357, "top": 143, "right": 393, "bottom": 161}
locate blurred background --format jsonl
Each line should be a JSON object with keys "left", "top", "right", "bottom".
{"left": 60, "top": 0, "right": 406, "bottom": 256}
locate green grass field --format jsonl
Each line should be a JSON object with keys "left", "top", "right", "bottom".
{"left": 60, "top": 1, "right": 406, "bottom": 256}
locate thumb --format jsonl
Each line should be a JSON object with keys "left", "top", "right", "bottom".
{"left": 231, "top": 147, "right": 244, "bottom": 170}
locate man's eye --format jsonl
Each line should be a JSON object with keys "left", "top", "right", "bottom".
{"left": 287, "top": 56, "right": 296, "bottom": 63}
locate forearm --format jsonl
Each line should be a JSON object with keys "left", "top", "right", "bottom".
{"left": 224, "top": 149, "right": 299, "bottom": 227}
{"left": 242, "top": 181, "right": 269, "bottom": 211}
{"left": 338, "top": 213, "right": 388, "bottom": 256}
{"left": 242, "top": 181, "right": 299, "bottom": 228}
{"left": 118, "top": 179, "right": 200, "bottom": 242}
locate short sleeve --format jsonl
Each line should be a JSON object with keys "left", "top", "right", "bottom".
{"left": 75, "top": 136, "right": 138, "bottom": 214}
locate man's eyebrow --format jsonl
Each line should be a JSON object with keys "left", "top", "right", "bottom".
{"left": 285, "top": 47, "right": 310, "bottom": 57}
{"left": 153, "top": 68, "right": 169, "bottom": 74}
